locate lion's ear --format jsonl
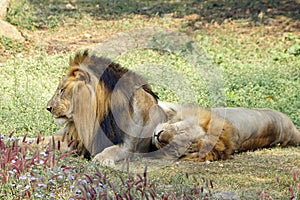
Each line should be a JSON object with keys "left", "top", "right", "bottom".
{"left": 70, "top": 68, "right": 91, "bottom": 84}
{"left": 165, "top": 108, "right": 176, "bottom": 120}
{"left": 69, "top": 50, "right": 89, "bottom": 67}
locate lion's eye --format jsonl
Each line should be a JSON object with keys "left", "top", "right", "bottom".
{"left": 59, "top": 88, "right": 65, "bottom": 94}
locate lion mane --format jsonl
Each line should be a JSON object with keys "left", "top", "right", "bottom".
{"left": 154, "top": 102, "right": 300, "bottom": 162}
{"left": 46, "top": 50, "right": 166, "bottom": 164}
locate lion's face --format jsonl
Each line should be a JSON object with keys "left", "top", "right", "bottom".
{"left": 153, "top": 123, "right": 178, "bottom": 149}
{"left": 153, "top": 115, "right": 208, "bottom": 152}
{"left": 46, "top": 76, "right": 74, "bottom": 125}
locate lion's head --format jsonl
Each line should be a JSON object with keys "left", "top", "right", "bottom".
{"left": 46, "top": 76, "right": 74, "bottom": 125}
{"left": 46, "top": 50, "right": 127, "bottom": 155}
{"left": 46, "top": 66, "right": 101, "bottom": 123}
{"left": 153, "top": 123, "right": 178, "bottom": 149}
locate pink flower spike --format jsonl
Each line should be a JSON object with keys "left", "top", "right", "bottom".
{"left": 293, "top": 169, "right": 297, "bottom": 182}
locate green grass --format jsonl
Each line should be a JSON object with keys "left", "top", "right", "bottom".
{"left": 0, "top": 36, "right": 26, "bottom": 52}
{"left": 0, "top": 54, "right": 68, "bottom": 136}
{"left": 1, "top": 0, "right": 300, "bottom": 199}
{"left": 1, "top": 30, "right": 299, "bottom": 136}
{"left": 196, "top": 29, "right": 300, "bottom": 126}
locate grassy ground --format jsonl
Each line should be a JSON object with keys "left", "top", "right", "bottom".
{"left": 0, "top": 0, "right": 300, "bottom": 199}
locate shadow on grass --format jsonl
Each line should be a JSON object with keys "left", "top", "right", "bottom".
{"left": 22, "top": 0, "right": 300, "bottom": 29}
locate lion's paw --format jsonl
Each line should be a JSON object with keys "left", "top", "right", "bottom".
{"left": 93, "top": 154, "right": 116, "bottom": 167}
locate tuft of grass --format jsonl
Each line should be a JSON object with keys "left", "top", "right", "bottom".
{"left": 6, "top": 0, "right": 36, "bottom": 30}
{"left": 0, "top": 36, "right": 28, "bottom": 60}
{"left": 0, "top": 36, "right": 26, "bottom": 52}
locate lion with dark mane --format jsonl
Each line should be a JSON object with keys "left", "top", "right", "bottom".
{"left": 45, "top": 50, "right": 166, "bottom": 165}
{"left": 153, "top": 102, "right": 300, "bottom": 162}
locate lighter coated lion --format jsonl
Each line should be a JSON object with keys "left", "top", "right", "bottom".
{"left": 45, "top": 50, "right": 166, "bottom": 165}
{"left": 153, "top": 102, "right": 300, "bottom": 162}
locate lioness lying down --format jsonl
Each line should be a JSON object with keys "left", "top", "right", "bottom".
{"left": 153, "top": 102, "right": 300, "bottom": 162}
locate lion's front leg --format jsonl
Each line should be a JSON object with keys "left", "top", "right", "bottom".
{"left": 92, "top": 145, "right": 131, "bottom": 166}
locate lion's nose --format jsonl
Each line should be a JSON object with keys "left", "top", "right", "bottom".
{"left": 46, "top": 106, "right": 52, "bottom": 113}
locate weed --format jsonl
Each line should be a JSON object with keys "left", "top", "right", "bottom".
{"left": 0, "top": 134, "right": 217, "bottom": 199}
{"left": 0, "top": 36, "right": 27, "bottom": 55}
{"left": 6, "top": 0, "right": 36, "bottom": 30}
{"left": 0, "top": 133, "right": 77, "bottom": 199}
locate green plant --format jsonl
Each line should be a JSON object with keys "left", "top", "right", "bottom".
{"left": 0, "top": 36, "right": 27, "bottom": 53}
{"left": 0, "top": 54, "right": 68, "bottom": 137}
{"left": 0, "top": 134, "right": 216, "bottom": 199}
{"left": 289, "top": 169, "right": 300, "bottom": 199}
{"left": 6, "top": 0, "right": 36, "bottom": 30}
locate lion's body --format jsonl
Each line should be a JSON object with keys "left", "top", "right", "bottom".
{"left": 154, "top": 102, "right": 300, "bottom": 162}
{"left": 212, "top": 107, "right": 300, "bottom": 150}
{"left": 46, "top": 50, "right": 166, "bottom": 165}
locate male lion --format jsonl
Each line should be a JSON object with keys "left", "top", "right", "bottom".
{"left": 46, "top": 50, "right": 166, "bottom": 165}
{"left": 153, "top": 102, "right": 300, "bottom": 162}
